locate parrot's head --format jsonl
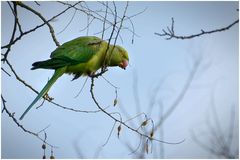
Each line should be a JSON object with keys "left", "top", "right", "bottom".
{"left": 109, "top": 45, "right": 129, "bottom": 70}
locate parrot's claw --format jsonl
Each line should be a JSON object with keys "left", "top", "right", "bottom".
{"left": 43, "top": 93, "right": 54, "bottom": 101}
{"left": 72, "top": 74, "right": 81, "bottom": 81}
{"left": 88, "top": 72, "right": 96, "bottom": 77}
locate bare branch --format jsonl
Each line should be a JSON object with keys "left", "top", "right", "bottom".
{"left": 155, "top": 18, "right": 239, "bottom": 40}
{"left": 16, "top": 2, "right": 60, "bottom": 46}
{"left": 1, "top": 95, "right": 57, "bottom": 149}
{"left": 5, "top": 59, "right": 39, "bottom": 94}
{"left": 1, "top": 2, "right": 81, "bottom": 50}
{"left": 1, "top": 67, "right": 11, "bottom": 77}
{"left": 90, "top": 77, "right": 184, "bottom": 145}
{"left": 101, "top": 1, "right": 108, "bottom": 39}
{"left": 2, "top": 2, "right": 18, "bottom": 62}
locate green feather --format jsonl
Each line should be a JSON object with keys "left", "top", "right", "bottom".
{"left": 19, "top": 67, "right": 66, "bottom": 120}
{"left": 20, "top": 36, "right": 129, "bottom": 120}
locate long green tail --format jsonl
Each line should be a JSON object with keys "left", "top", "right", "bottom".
{"left": 19, "top": 68, "right": 65, "bottom": 120}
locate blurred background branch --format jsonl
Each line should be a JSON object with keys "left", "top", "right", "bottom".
{"left": 191, "top": 104, "right": 238, "bottom": 159}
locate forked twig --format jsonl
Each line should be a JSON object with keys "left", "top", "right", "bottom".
{"left": 155, "top": 17, "right": 239, "bottom": 40}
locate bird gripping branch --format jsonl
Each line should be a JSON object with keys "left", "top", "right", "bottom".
{"left": 20, "top": 36, "right": 129, "bottom": 120}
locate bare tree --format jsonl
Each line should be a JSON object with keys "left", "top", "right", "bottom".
{"left": 2, "top": 1, "right": 238, "bottom": 158}
{"left": 1, "top": 1, "right": 174, "bottom": 158}
{"left": 114, "top": 5, "right": 239, "bottom": 159}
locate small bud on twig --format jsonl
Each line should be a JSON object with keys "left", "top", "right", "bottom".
{"left": 50, "top": 155, "right": 55, "bottom": 159}
{"left": 42, "top": 144, "right": 46, "bottom": 150}
{"left": 141, "top": 119, "right": 148, "bottom": 127}
{"left": 150, "top": 130, "right": 154, "bottom": 140}
{"left": 145, "top": 139, "right": 149, "bottom": 154}
{"left": 113, "top": 99, "right": 117, "bottom": 107}
{"left": 117, "top": 124, "right": 121, "bottom": 138}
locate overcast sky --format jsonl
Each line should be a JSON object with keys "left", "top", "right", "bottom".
{"left": 1, "top": 1, "right": 239, "bottom": 158}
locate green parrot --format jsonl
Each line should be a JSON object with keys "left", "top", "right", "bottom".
{"left": 19, "top": 36, "right": 129, "bottom": 120}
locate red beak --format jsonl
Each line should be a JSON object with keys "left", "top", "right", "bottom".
{"left": 119, "top": 60, "right": 129, "bottom": 70}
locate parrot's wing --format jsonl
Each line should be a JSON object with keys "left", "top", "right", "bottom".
{"left": 50, "top": 36, "right": 106, "bottom": 63}
{"left": 32, "top": 36, "right": 107, "bottom": 70}
{"left": 32, "top": 56, "right": 80, "bottom": 70}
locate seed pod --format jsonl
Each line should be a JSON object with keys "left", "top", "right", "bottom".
{"left": 145, "top": 140, "right": 149, "bottom": 154}
{"left": 113, "top": 99, "right": 117, "bottom": 106}
{"left": 15, "top": 1, "right": 23, "bottom": 5}
{"left": 141, "top": 120, "right": 148, "bottom": 127}
{"left": 150, "top": 130, "right": 154, "bottom": 139}
{"left": 42, "top": 144, "right": 46, "bottom": 150}
{"left": 117, "top": 125, "right": 121, "bottom": 138}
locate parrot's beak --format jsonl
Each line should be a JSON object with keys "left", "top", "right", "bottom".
{"left": 119, "top": 60, "right": 129, "bottom": 70}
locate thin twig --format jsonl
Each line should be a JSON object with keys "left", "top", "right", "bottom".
{"left": 6, "top": 59, "right": 38, "bottom": 94}
{"left": 16, "top": 2, "right": 60, "bottom": 46}
{"left": 102, "top": 121, "right": 117, "bottom": 147}
{"left": 107, "top": 1, "right": 128, "bottom": 66}
{"left": 1, "top": 67, "right": 11, "bottom": 77}
{"left": 34, "top": 1, "right": 40, "bottom": 6}
{"left": 74, "top": 77, "right": 88, "bottom": 98}
{"left": 79, "top": 17, "right": 95, "bottom": 33}
{"left": 2, "top": 2, "right": 18, "bottom": 62}
{"left": 1, "top": 95, "right": 57, "bottom": 148}
{"left": 57, "top": 9, "right": 77, "bottom": 35}
{"left": 90, "top": 77, "right": 184, "bottom": 145}
{"left": 2, "top": 2, "right": 81, "bottom": 49}
{"left": 37, "top": 124, "right": 51, "bottom": 134}
{"left": 129, "top": 135, "right": 143, "bottom": 155}
{"left": 101, "top": 75, "right": 119, "bottom": 89}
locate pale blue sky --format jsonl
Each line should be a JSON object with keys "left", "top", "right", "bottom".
{"left": 1, "top": 1, "right": 239, "bottom": 158}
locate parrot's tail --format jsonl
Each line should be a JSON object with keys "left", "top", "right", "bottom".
{"left": 19, "top": 68, "right": 66, "bottom": 120}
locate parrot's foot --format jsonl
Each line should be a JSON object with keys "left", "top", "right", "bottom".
{"left": 72, "top": 74, "right": 81, "bottom": 81}
{"left": 43, "top": 93, "right": 54, "bottom": 101}
{"left": 88, "top": 68, "right": 108, "bottom": 78}
{"left": 88, "top": 72, "right": 95, "bottom": 77}
{"left": 88, "top": 72, "right": 98, "bottom": 78}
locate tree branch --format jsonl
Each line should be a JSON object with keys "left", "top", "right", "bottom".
{"left": 155, "top": 18, "right": 239, "bottom": 40}
{"left": 1, "top": 94, "right": 57, "bottom": 149}
{"left": 16, "top": 2, "right": 60, "bottom": 46}
{"left": 90, "top": 77, "right": 184, "bottom": 145}
{"left": 1, "top": 2, "right": 81, "bottom": 50}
